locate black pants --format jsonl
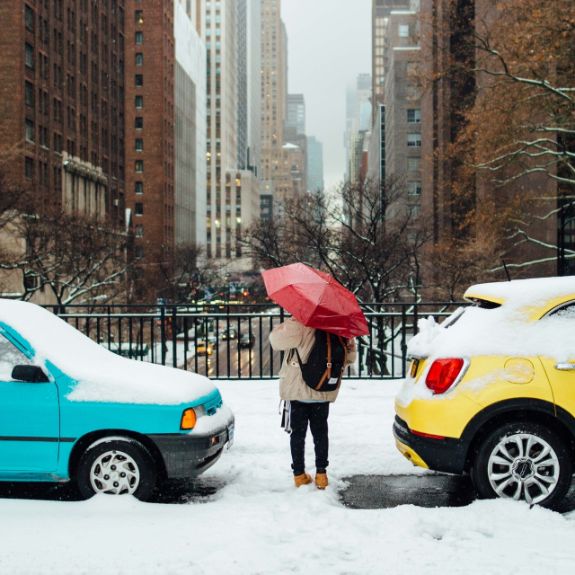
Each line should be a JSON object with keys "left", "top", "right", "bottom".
{"left": 289, "top": 401, "right": 329, "bottom": 476}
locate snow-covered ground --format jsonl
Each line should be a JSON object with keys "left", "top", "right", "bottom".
{"left": 1, "top": 379, "right": 574, "bottom": 575}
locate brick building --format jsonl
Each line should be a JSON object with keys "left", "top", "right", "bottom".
{"left": 124, "top": 0, "right": 175, "bottom": 286}
{"left": 419, "top": 0, "right": 557, "bottom": 289}
{"left": 0, "top": 0, "right": 126, "bottom": 224}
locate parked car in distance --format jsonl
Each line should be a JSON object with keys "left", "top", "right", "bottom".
{"left": 0, "top": 300, "right": 234, "bottom": 501}
{"left": 238, "top": 333, "right": 255, "bottom": 349}
{"left": 394, "top": 277, "right": 575, "bottom": 509}
{"left": 195, "top": 340, "right": 214, "bottom": 356}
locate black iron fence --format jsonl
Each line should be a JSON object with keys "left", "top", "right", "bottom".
{"left": 51, "top": 302, "right": 465, "bottom": 380}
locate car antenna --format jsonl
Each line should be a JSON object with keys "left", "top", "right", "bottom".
{"left": 501, "top": 259, "right": 511, "bottom": 281}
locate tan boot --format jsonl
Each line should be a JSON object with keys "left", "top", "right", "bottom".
{"left": 315, "top": 472, "right": 328, "bottom": 490}
{"left": 294, "top": 473, "right": 312, "bottom": 487}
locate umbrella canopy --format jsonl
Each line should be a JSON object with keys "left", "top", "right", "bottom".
{"left": 262, "top": 263, "right": 369, "bottom": 338}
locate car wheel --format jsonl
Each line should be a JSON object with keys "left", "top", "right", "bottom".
{"left": 471, "top": 421, "right": 572, "bottom": 508}
{"left": 76, "top": 436, "right": 157, "bottom": 501}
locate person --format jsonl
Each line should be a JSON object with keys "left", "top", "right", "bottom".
{"left": 269, "top": 317, "right": 356, "bottom": 489}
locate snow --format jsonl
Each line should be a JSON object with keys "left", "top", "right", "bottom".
{"left": 0, "top": 300, "right": 215, "bottom": 404}
{"left": 464, "top": 276, "right": 575, "bottom": 307}
{"left": 0, "top": 379, "right": 573, "bottom": 574}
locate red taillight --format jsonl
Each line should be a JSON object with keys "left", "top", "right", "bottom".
{"left": 425, "top": 358, "right": 465, "bottom": 394}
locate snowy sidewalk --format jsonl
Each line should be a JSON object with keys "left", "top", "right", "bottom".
{"left": 0, "top": 380, "right": 574, "bottom": 575}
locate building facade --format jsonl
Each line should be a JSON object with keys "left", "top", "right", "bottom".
{"left": 125, "top": 0, "right": 175, "bottom": 281}
{"left": 307, "top": 136, "right": 324, "bottom": 194}
{"left": 0, "top": 0, "right": 126, "bottom": 224}
{"left": 174, "top": 0, "right": 207, "bottom": 247}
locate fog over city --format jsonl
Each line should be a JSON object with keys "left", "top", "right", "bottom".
{"left": 282, "top": 0, "right": 371, "bottom": 192}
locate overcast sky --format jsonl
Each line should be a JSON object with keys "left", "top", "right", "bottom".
{"left": 281, "top": 0, "right": 371, "bottom": 192}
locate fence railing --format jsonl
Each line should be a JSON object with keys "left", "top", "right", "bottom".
{"left": 51, "top": 302, "right": 466, "bottom": 380}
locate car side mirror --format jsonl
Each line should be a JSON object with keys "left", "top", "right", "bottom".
{"left": 11, "top": 365, "right": 49, "bottom": 383}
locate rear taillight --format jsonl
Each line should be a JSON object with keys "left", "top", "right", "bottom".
{"left": 425, "top": 358, "right": 465, "bottom": 394}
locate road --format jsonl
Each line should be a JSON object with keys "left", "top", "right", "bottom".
{"left": 185, "top": 320, "right": 281, "bottom": 379}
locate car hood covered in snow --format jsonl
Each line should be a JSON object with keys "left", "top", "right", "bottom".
{"left": 0, "top": 300, "right": 216, "bottom": 405}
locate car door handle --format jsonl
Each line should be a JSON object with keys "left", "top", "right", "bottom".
{"left": 555, "top": 363, "right": 575, "bottom": 371}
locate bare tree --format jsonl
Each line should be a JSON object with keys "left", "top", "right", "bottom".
{"left": 153, "top": 242, "right": 223, "bottom": 303}
{"left": 445, "top": 0, "right": 575, "bottom": 273}
{"left": 1, "top": 208, "right": 129, "bottom": 306}
{"left": 245, "top": 179, "right": 428, "bottom": 302}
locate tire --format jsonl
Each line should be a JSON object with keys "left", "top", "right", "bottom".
{"left": 470, "top": 421, "right": 573, "bottom": 509}
{"left": 76, "top": 436, "right": 157, "bottom": 501}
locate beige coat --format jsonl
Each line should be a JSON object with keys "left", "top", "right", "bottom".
{"left": 269, "top": 318, "right": 356, "bottom": 402}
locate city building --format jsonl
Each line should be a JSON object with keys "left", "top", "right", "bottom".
{"left": 174, "top": 0, "right": 207, "bottom": 247}
{"left": 345, "top": 74, "right": 371, "bottom": 183}
{"left": 0, "top": 0, "right": 126, "bottom": 224}
{"left": 204, "top": 0, "right": 238, "bottom": 261}
{"left": 372, "top": 0, "right": 410, "bottom": 118}
{"left": 382, "top": 7, "right": 421, "bottom": 219}
{"left": 307, "top": 136, "right": 324, "bottom": 194}
{"left": 286, "top": 93, "right": 305, "bottom": 136}
{"left": 125, "top": 0, "right": 175, "bottom": 283}
{"left": 260, "top": 0, "right": 288, "bottom": 214}
{"left": 419, "top": 0, "right": 557, "bottom": 283}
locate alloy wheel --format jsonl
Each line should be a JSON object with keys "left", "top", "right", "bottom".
{"left": 487, "top": 433, "right": 560, "bottom": 505}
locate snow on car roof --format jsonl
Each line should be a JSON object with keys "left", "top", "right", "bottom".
{"left": 408, "top": 277, "right": 575, "bottom": 364}
{"left": 464, "top": 276, "right": 575, "bottom": 309}
{"left": 0, "top": 299, "right": 215, "bottom": 405}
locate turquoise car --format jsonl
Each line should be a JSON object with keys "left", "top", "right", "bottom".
{"left": 0, "top": 300, "right": 234, "bottom": 500}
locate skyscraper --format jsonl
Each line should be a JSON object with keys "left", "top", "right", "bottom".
{"left": 260, "top": 0, "right": 287, "bottom": 183}
{"left": 174, "top": 0, "right": 207, "bottom": 247}
{"left": 125, "top": 0, "right": 175, "bottom": 285}
{"left": 307, "top": 136, "right": 324, "bottom": 194}
{"left": 286, "top": 94, "right": 305, "bottom": 136}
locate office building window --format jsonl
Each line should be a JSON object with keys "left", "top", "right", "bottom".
{"left": 25, "top": 81, "right": 35, "bottom": 107}
{"left": 408, "top": 182, "right": 422, "bottom": 196}
{"left": 135, "top": 95, "right": 143, "bottom": 109}
{"left": 135, "top": 52, "right": 143, "bottom": 66}
{"left": 25, "top": 43, "right": 34, "bottom": 69}
{"left": 135, "top": 202, "right": 144, "bottom": 215}
{"left": 407, "top": 133, "right": 422, "bottom": 147}
{"left": 135, "top": 74, "right": 143, "bottom": 87}
{"left": 135, "top": 160, "right": 144, "bottom": 173}
{"left": 407, "top": 158, "right": 420, "bottom": 172}
{"left": 135, "top": 138, "right": 143, "bottom": 152}
{"left": 24, "top": 157, "right": 34, "bottom": 179}
{"left": 407, "top": 109, "right": 421, "bottom": 123}
{"left": 135, "top": 116, "right": 143, "bottom": 129}
{"left": 25, "top": 119, "right": 35, "bottom": 142}
{"left": 399, "top": 24, "right": 410, "bottom": 37}
{"left": 135, "top": 31, "right": 143, "bottom": 45}
{"left": 25, "top": 5, "right": 35, "bottom": 32}
{"left": 135, "top": 224, "right": 144, "bottom": 238}
{"left": 135, "top": 181, "right": 144, "bottom": 195}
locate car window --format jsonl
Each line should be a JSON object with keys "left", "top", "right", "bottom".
{"left": 0, "top": 333, "right": 32, "bottom": 381}
{"left": 547, "top": 302, "right": 575, "bottom": 319}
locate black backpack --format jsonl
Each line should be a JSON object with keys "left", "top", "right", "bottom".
{"left": 294, "top": 330, "right": 347, "bottom": 392}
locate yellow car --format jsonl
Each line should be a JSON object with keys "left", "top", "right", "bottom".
{"left": 195, "top": 341, "right": 214, "bottom": 357}
{"left": 394, "top": 277, "right": 575, "bottom": 508}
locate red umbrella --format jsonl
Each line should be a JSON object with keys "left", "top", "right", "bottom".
{"left": 262, "top": 263, "right": 369, "bottom": 338}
